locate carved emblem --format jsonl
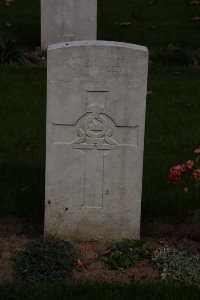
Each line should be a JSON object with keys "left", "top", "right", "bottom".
{"left": 72, "top": 104, "right": 118, "bottom": 150}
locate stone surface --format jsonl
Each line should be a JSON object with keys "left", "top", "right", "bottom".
{"left": 45, "top": 41, "right": 148, "bottom": 240}
{"left": 41, "top": 0, "right": 97, "bottom": 49}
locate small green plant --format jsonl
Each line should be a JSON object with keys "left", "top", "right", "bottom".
{"left": 102, "top": 239, "right": 150, "bottom": 269}
{"left": 14, "top": 235, "right": 77, "bottom": 282}
{"left": 152, "top": 247, "right": 200, "bottom": 285}
{"left": 0, "top": 40, "right": 28, "bottom": 65}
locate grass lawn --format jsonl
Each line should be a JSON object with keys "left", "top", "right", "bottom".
{"left": 0, "top": 0, "right": 200, "bottom": 49}
{"left": 98, "top": 0, "right": 200, "bottom": 48}
{"left": 143, "top": 66, "right": 200, "bottom": 220}
{"left": 0, "top": 283, "right": 200, "bottom": 300}
{"left": 0, "top": 0, "right": 40, "bottom": 48}
{"left": 0, "top": 67, "right": 46, "bottom": 218}
{"left": 0, "top": 1, "right": 200, "bottom": 220}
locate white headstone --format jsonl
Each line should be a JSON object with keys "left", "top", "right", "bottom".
{"left": 45, "top": 41, "right": 148, "bottom": 240}
{"left": 41, "top": 0, "right": 97, "bottom": 49}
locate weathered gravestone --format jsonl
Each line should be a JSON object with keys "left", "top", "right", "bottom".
{"left": 41, "top": 0, "right": 97, "bottom": 49}
{"left": 45, "top": 41, "right": 148, "bottom": 240}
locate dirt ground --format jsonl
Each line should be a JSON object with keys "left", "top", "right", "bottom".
{"left": 0, "top": 219, "right": 200, "bottom": 284}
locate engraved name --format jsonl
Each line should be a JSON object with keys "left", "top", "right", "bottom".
{"left": 49, "top": 56, "right": 145, "bottom": 88}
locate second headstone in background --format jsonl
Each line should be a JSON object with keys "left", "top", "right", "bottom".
{"left": 41, "top": 0, "right": 97, "bottom": 49}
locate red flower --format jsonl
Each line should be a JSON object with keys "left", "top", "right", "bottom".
{"left": 168, "top": 164, "right": 185, "bottom": 184}
{"left": 98, "top": 274, "right": 108, "bottom": 282}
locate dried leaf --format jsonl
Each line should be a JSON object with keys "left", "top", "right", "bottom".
{"left": 148, "top": 25, "right": 156, "bottom": 30}
{"left": 6, "top": 22, "right": 12, "bottom": 27}
{"left": 159, "top": 241, "right": 170, "bottom": 248}
{"left": 190, "top": 0, "right": 200, "bottom": 5}
{"left": 5, "top": 0, "right": 15, "bottom": 6}
{"left": 194, "top": 146, "right": 200, "bottom": 154}
{"left": 147, "top": 90, "right": 153, "bottom": 96}
{"left": 102, "top": 249, "right": 111, "bottom": 256}
{"left": 120, "top": 22, "right": 131, "bottom": 27}
{"left": 191, "top": 16, "right": 200, "bottom": 22}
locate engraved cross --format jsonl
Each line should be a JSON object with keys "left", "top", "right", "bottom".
{"left": 71, "top": 91, "right": 118, "bottom": 208}
{"left": 53, "top": 90, "right": 138, "bottom": 209}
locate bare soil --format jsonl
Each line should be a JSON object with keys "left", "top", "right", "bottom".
{"left": 0, "top": 219, "right": 200, "bottom": 284}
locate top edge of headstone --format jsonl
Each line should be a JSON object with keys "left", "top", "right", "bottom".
{"left": 48, "top": 40, "right": 148, "bottom": 52}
